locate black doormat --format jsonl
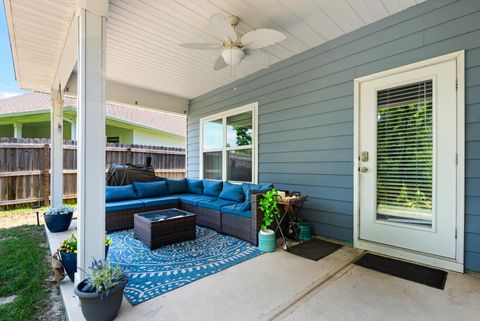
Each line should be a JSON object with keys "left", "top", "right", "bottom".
{"left": 354, "top": 253, "right": 447, "bottom": 290}
{"left": 288, "top": 238, "right": 343, "bottom": 261}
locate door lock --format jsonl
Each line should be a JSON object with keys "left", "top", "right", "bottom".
{"left": 361, "top": 151, "right": 369, "bottom": 162}
{"left": 360, "top": 167, "right": 368, "bottom": 173}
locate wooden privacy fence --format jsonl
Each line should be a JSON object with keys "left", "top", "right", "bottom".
{"left": 0, "top": 137, "right": 186, "bottom": 209}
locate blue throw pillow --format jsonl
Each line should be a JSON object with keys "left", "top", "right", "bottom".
{"left": 219, "top": 181, "right": 245, "bottom": 203}
{"left": 187, "top": 179, "right": 203, "bottom": 195}
{"left": 166, "top": 178, "right": 188, "bottom": 194}
{"left": 133, "top": 181, "right": 168, "bottom": 198}
{"left": 203, "top": 180, "right": 223, "bottom": 197}
{"left": 106, "top": 185, "right": 138, "bottom": 202}
{"left": 240, "top": 183, "right": 274, "bottom": 211}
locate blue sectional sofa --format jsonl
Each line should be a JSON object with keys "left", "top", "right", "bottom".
{"left": 105, "top": 178, "right": 272, "bottom": 245}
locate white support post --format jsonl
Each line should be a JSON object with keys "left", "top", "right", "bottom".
{"left": 50, "top": 89, "right": 64, "bottom": 208}
{"left": 71, "top": 120, "right": 77, "bottom": 141}
{"left": 76, "top": 1, "right": 108, "bottom": 283}
{"left": 13, "top": 123, "right": 22, "bottom": 138}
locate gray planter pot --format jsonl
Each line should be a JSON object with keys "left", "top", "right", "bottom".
{"left": 74, "top": 279, "right": 126, "bottom": 321}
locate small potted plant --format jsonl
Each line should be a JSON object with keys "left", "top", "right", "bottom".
{"left": 59, "top": 233, "right": 112, "bottom": 282}
{"left": 258, "top": 188, "right": 281, "bottom": 252}
{"left": 44, "top": 205, "right": 74, "bottom": 232}
{"left": 75, "top": 259, "right": 127, "bottom": 321}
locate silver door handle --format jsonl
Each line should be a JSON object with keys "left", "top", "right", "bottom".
{"left": 360, "top": 167, "right": 368, "bottom": 173}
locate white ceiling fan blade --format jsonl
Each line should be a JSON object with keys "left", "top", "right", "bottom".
{"left": 210, "top": 14, "right": 237, "bottom": 42}
{"left": 213, "top": 55, "right": 228, "bottom": 71}
{"left": 242, "top": 50, "right": 271, "bottom": 69}
{"left": 241, "top": 29, "right": 286, "bottom": 49}
{"left": 180, "top": 43, "right": 222, "bottom": 50}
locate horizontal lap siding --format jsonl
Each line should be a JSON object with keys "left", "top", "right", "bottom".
{"left": 188, "top": 0, "right": 480, "bottom": 271}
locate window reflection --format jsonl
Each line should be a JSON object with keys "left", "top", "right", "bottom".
{"left": 226, "top": 112, "right": 252, "bottom": 147}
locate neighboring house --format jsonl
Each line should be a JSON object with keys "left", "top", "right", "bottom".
{"left": 0, "top": 92, "right": 185, "bottom": 147}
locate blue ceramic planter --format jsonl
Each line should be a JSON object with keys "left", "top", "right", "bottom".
{"left": 61, "top": 251, "right": 77, "bottom": 282}
{"left": 258, "top": 230, "right": 276, "bottom": 252}
{"left": 44, "top": 212, "right": 73, "bottom": 233}
{"left": 61, "top": 245, "right": 110, "bottom": 282}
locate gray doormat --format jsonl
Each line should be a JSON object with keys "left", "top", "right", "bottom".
{"left": 288, "top": 238, "right": 343, "bottom": 261}
{"left": 354, "top": 253, "right": 447, "bottom": 290}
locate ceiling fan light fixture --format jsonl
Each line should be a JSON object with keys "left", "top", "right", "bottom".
{"left": 221, "top": 48, "right": 244, "bottom": 66}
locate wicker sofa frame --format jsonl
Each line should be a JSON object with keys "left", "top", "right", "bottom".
{"left": 106, "top": 193, "right": 264, "bottom": 246}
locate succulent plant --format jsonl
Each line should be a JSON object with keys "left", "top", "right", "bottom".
{"left": 45, "top": 205, "right": 75, "bottom": 215}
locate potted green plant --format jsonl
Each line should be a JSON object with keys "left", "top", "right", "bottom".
{"left": 258, "top": 188, "right": 281, "bottom": 252}
{"left": 44, "top": 205, "right": 74, "bottom": 232}
{"left": 59, "top": 233, "right": 112, "bottom": 282}
{"left": 75, "top": 259, "right": 127, "bottom": 321}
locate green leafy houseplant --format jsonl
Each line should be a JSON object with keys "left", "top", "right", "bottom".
{"left": 259, "top": 188, "right": 280, "bottom": 231}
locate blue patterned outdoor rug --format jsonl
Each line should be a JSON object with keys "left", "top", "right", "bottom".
{"left": 107, "top": 226, "right": 262, "bottom": 305}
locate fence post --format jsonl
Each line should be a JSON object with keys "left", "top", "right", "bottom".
{"left": 43, "top": 143, "right": 50, "bottom": 206}
{"left": 127, "top": 147, "right": 133, "bottom": 164}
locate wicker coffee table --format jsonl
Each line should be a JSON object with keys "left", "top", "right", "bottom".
{"left": 134, "top": 209, "right": 196, "bottom": 249}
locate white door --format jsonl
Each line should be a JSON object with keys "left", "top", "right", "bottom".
{"left": 358, "top": 59, "right": 458, "bottom": 259}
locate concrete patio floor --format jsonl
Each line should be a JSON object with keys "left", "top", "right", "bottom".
{"left": 47, "top": 221, "right": 480, "bottom": 321}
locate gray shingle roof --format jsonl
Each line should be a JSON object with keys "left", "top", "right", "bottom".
{"left": 0, "top": 92, "right": 186, "bottom": 137}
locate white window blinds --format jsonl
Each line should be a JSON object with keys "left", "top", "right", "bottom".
{"left": 376, "top": 80, "right": 433, "bottom": 221}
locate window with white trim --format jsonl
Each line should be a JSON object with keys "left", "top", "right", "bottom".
{"left": 200, "top": 102, "right": 257, "bottom": 183}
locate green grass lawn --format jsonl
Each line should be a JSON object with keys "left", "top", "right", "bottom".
{"left": 0, "top": 225, "right": 52, "bottom": 320}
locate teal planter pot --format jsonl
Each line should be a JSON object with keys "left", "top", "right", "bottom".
{"left": 258, "top": 229, "right": 276, "bottom": 252}
{"left": 298, "top": 223, "right": 312, "bottom": 241}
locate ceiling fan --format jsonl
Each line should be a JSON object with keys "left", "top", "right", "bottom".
{"left": 180, "top": 14, "right": 286, "bottom": 71}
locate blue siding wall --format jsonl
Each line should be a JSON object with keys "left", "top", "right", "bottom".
{"left": 187, "top": 0, "right": 480, "bottom": 271}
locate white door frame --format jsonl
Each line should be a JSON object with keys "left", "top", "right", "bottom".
{"left": 353, "top": 51, "right": 465, "bottom": 272}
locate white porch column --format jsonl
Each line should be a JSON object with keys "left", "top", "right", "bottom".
{"left": 76, "top": 0, "right": 108, "bottom": 282}
{"left": 13, "top": 123, "right": 22, "bottom": 138}
{"left": 71, "top": 120, "right": 77, "bottom": 141}
{"left": 50, "top": 89, "right": 64, "bottom": 208}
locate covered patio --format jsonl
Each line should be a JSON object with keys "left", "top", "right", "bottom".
{"left": 4, "top": 0, "right": 480, "bottom": 320}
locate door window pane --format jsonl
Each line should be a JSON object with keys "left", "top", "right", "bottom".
{"left": 226, "top": 112, "right": 252, "bottom": 147}
{"left": 376, "top": 80, "right": 433, "bottom": 227}
{"left": 203, "top": 119, "right": 223, "bottom": 149}
{"left": 203, "top": 152, "right": 223, "bottom": 180}
{"left": 227, "top": 149, "right": 252, "bottom": 182}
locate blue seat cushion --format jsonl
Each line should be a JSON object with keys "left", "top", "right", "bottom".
{"left": 187, "top": 179, "right": 203, "bottom": 195}
{"left": 166, "top": 178, "right": 188, "bottom": 194}
{"left": 133, "top": 181, "right": 168, "bottom": 198}
{"left": 221, "top": 203, "right": 251, "bottom": 218}
{"left": 197, "top": 198, "right": 237, "bottom": 211}
{"left": 106, "top": 199, "right": 144, "bottom": 212}
{"left": 106, "top": 185, "right": 138, "bottom": 202}
{"left": 203, "top": 180, "right": 223, "bottom": 197}
{"left": 218, "top": 181, "right": 245, "bottom": 203}
{"left": 141, "top": 196, "right": 179, "bottom": 207}
{"left": 240, "top": 183, "right": 274, "bottom": 211}
{"left": 168, "top": 194, "right": 216, "bottom": 206}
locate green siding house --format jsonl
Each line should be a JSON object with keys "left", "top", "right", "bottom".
{"left": 0, "top": 92, "right": 185, "bottom": 147}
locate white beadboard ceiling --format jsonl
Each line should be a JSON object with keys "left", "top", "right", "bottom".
{"left": 4, "top": 0, "right": 76, "bottom": 92}
{"left": 6, "top": 0, "right": 425, "bottom": 99}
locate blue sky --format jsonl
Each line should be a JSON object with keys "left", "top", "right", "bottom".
{"left": 0, "top": 1, "right": 28, "bottom": 99}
